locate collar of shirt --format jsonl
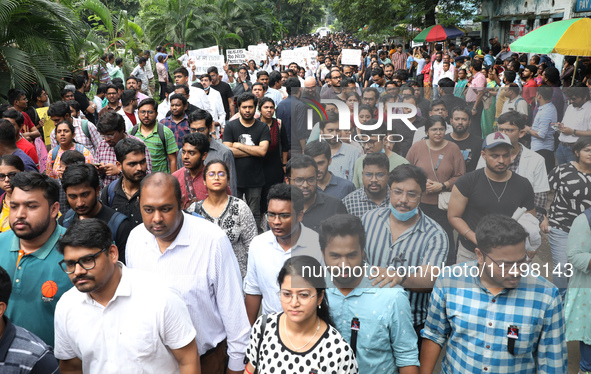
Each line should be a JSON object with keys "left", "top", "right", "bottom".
{"left": 327, "top": 173, "right": 339, "bottom": 187}
{"left": 326, "top": 273, "right": 376, "bottom": 296}
{"left": 0, "top": 316, "right": 16, "bottom": 361}
{"left": 359, "top": 188, "right": 389, "bottom": 205}
{"left": 81, "top": 263, "right": 130, "bottom": 306}
{"left": 9, "top": 223, "right": 62, "bottom": 260}
{"left": 264, "top": 223, "right": 312, "bottom": 253}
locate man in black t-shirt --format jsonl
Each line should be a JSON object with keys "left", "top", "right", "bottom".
{"left": 223, "top": 92, "right": 270, "bottom": 226}
{"left": 208, "top": 66, "right": 234, "bottom": 121}
{"left": 448, "top": 131, "right": 535, "bottom": 264}
{"left": 445, "top": 106, "right": 483, "bottom": 172}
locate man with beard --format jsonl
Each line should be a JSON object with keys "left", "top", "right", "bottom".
{"left": 172, "top": 67, "right": 212, "bottom": 117}
{"left": 117, "top": 90, "right": 140, "bottom": 131}
{"left": 161, "top": 93, "right": 190, "bottom": 150}
{"left": 445, "top": 106, "right": 483, "bottom": 172}
{"left": 97, "top": 84, "right": 121, "bottom": 118}
{"left": 256, "top": 71, "right": 270, "bottom": 91}
{"left": 286, "top": 155, "right": 347, "bottom": 233}
{"left": 276, "top": 78, "right": 308, "bottom": 154}
{"left": 243, "top": 184, "right": 321, "bottom": 325}
{"left": 304, "top": 140, "right": 355, "bottom": 199}
{"left": 320, "top": 70, "right": 343, "bottom": 99}
{"left": 320, "top": 112, "right": 361, "bottom": 182}
{"left": 199, "top": 75, "right": 226, "bottom": 130}
{"left": 100, "top": 138, "right": 148, "bottom": 227}
{"left": 384, "top": 63, "right": 395, "bottom": 81}
{"left": 208, "top": 66, "right": 235, "bottom": 120}
{"left": 521, "top": 64, "right": 538, "bottom": 106}
{"left": 343, "top": 152, "right": 391, "bottom": 218}
{"left": 54, "top": 219, "right": 200, "bottom": 374}
{"left": 322, "top": 214, "right": 420, "bottom": 374}
{"left": 126, "top": 173, "right": 249, "bottom": 373}
{"left": 0, "top": 172, "right": 72, "bottom": 346}
{"left": 96, "top": 112, "right": 152, "bottom": 187}
{"left": 448, "top": 132, "right": 535, "bottom": 263}
{"left": 302, "top": 76, "right": 319, "bottom": 101}
{"left": 223, "top": 92, "right": 270, "bottom": 226}
{"left": 59, "top": 164, "right": 133, "bottom": 263}
{"left": 125, "top": 76, "right": 148, "bottom": 103}
{"left": 264, "top": 71, "right": 283, "bottom": 107}
{"left": 251, "top": 82, "right": 265, "bottom": 101}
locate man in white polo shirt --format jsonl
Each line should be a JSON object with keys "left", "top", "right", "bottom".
{"left": 243, "top": 184, "right": 322, "bottom": 326}
{"left": 54, "top": 219, "right": 199, "bottom": 374}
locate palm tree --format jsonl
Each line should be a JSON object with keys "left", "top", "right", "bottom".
{"left": 0, "top": 0, "right": 79, "bottom": 102}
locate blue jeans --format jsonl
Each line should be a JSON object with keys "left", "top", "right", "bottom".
{"left": 556, "top": 143, "right": 575, "bottom": 165}
{"left": 548, "top": 227, "right": 570, "bottom": 299}
{"left": 581, "top": 341, "right": 591, "bottom": 372}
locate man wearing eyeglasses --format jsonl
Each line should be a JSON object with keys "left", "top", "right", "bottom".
{"left": 343, "top": 153, "right": 392, "bottom": 218}
{"left": 97, "top": 84, "right": 121, "bottom": 119}
{"left": 95, "top": 112, "right": 152, "bottom": 187}
{"left": 286, "top": 155, "right": 347, "bottom": 233}
{"left": 244, "top": 184, "right": 322, "bottom": 326}
{"left": 421, "top": 215, "right": 566, "bottom": 374}
{"left": 362, "top": 164, "right": 449, "bottom": 348}
{"left": 54, "top": 219, "right": 200, "bottom": 374}
{"left": 0, "top": 172, "right": 72, "bottom": 347}
{"left": 188, "top": 109, "right": 237, "bottom": 196}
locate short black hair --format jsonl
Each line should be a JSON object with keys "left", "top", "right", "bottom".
{"left": 319, "top": 111, "right": 339, "bottom": 131}
{"left": 58, "top": 218, "right": 113, "bottom": 255}
{"left": 169, "top": 93, "right": 188, "bottom": 106}
{"left": 269, "top": 71, "right": 282, "bottom": 87}
{"left": 188, "top": 108, "right": 213, "bottom": 129}
{"left": 284, "top": 77, "right": 301, "bottom": 95}
{"left": 61, "top": 150, "right": 85, "bottom": 166}
{"left": 476, "top": 214, "right": 528, "bottom": 254}
{"left": 207, "top": 66, "right": 219, "bottom": 75}
{"left": 0, "top": 119, "right": 17, "bottom": 145}
{"left": 62, "top": 163, "right": 100, "bottom": 192}
{"left": 7, "top": 88, "right": 26, "bottom": 106}
{"left": 97, "top": 112, "right": 126, "bottom": 133}
{"left": 573, "top": 136, "right": 591, "bottom": 162}
{"left": 0, "top": 266, "right": 12, "bottom": 306}
{"left": 388, "top": 164, "right": 427, "bottom": 192}
{"left": 304, "top": 140, "right": 331, "bottom": 162}
{"left": 114, "top": 137, "right": 146, "bottom": 164}
{"left": 256, "top": 70, "right": 269, "bottom": 80}
{"left": 138, "top": 57, "right": 147, "bottom": 64}
{"left": 371, "top": 67, "right": 384, "bottom": 77}
{"left": 121, "top": 90, "right": 137, "bottom": 106}
{"left": 174, "top": 84, "right": 190, "bottom": 95}
{"left": 10, "top": 171, "right": 60, "bottom": 206}
{"left": 48, "top": 101, "right": 70, "bottom": 118}
{"left": 471, "top": 60, "right": 482, "bottom": 72}
{"left": 286, "top": 155, "right": 318, "bottom": 176}
{"left": 182, "top": 132, "right": 209, "bottom": 154}
{"left": 1, "top": 109, "right": 24, "bottom": 126}
{"left": 319, "top": 214, "right": 366, "bottom": 253}
{"left": 66, "top": 100, "right": 81, "bottom": 114}
{"left": 138, "top": 98, "right": 157, "bottom": 111}
{"left": 236, "top": 92, "right": 256, "bottom": 108}
{"left": 267, "top": 183, "right": 304, "bottom": 213}
{"left": 362, "top": 152, "right": 389, "bottom": 170}
{"left": 430, "top": 99, "right": 447, "bottom": 112}
{"left": 173, "top": 67, "right": 189, "bottom": 77}
{"left": 497, "top": 111, "right": 526, "bottom": 130}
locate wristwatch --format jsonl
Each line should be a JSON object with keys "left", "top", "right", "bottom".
{"left": 441, "top": 183, "right": 447, "bottom": 191}
{"left": 574, "top": 129, "right": 578, "bottom": 136}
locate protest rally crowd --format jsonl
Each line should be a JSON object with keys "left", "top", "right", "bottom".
{"left": 2, "top": 30, "right": 591, "bottom": 374}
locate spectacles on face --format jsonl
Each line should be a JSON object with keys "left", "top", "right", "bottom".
{"left": 101, "top": 133, "right": 117, "bottom": 140}
{"left": 277, "top": 290, "right": 317, "bottom": 305}
{"left": 206, "top": 171, "right": 227, "bottom": 179}
{"left": 390, "top": 188, "right": 421, "bottom": 202}
{"left": 290, "top": 177, "right": 317, "bottom": 186}
{"left": 267, "top": 212, "right": 292, "bottom": 221}
{"left": 190, "top": 127, "right": 208, "bottom": 133}
{"left": 483, "top": 252, "right": 530, "bottom": 269}
{"left": 0, "top": 171, "right": 18, "bottom": 180}
{"left": 59, "top": 248, "right": 108, "bottom": 274}
{"left": 362, "top": 172, "right": 387, "bottom": 180}
{"left": 139, "top": 110, "right": 155, "bottom": 115}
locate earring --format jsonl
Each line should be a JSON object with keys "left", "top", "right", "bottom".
{"left": 318, "top": 304, "right": 321, "bottom": 309}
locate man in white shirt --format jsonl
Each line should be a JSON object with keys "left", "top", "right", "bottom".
{"left": 172, "top": 67, "right": 213, "bottom": 117}
{"left": 126, "top": 173, "right": 249, "bottom": 374}
{"left": 501, "top": 83, "right": 529, "bottom": 118}
{"left": 199, "top": 74, "right": 226, "bottom": 129}
{"left": 55, "top": 219, "right": 199, "bottom": 374}
{"left": 555, "top": 83, "right": 591, "bottom": 164}
{"left": 243, "top": 184, "right": 322, "bottom": 326}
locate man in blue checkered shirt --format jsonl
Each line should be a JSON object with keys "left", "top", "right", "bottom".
{"left": 420, "top": 214, "right": 567, "bottom": 374}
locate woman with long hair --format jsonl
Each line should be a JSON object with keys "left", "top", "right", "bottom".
{"left": 244, "top": 256, "right": 358, "bottom": 374}
{"left": 46, "top": 121, "right": 94, "bottom": 179}
{"left": 0, "top": 155, "right": 25, "bottom": 232}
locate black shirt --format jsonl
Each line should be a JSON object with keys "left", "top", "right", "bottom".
{"left": 302, "top": 191, "right": 348, "bottom": 233}
{"left": 223, "top": 119, "right": 271, "bottom": 188}
{"left": 393, "top": 116, "right": 429, "bottom": 158}
{"left": 445, "top": 132, "right": 483, "bottom": 172}
{"left": 58, "top": 203, "right": 134, "bottom": 262}
{"left": 440, "top": 94, "right": 467, "bottom": 115}
{"left": 74, "top": 90, "right": 92, "bottom": 119}
{"left": 211, "top": 81, "right": 233, "bottom": 120}
{"left": 454, "top": 168, "right": 535, "bottom": 251}
{"left": 99, "top": 178, "right": 142, "bottom": 228}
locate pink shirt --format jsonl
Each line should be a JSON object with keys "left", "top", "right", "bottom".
{"left": 466, "top": 71, "right": 486, "bottom": 103}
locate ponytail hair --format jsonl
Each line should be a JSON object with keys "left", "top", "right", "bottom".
{"left": 277, "top": 256, "right": 333, "bottom": 327}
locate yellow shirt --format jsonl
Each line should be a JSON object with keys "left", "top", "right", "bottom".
{"left": 1, "top": 196, "right": 11, "bottom": 232}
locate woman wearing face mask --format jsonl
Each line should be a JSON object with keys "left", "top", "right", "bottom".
{"left": 406, "top": 116, "right": 465, "bottom": 264}
{"left": 0, "top": 155, "right": 25, "bottom": 232}
{"left": 244, "top": 256, "right": 358, "bottom": 374}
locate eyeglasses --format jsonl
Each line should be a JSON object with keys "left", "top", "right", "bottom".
{"left": 59, "top": 248, "right": 107, "bottom": 274}
{"left": 289, "top": 177, "right": 317, "bottom": 186}
{"left": 277, "top": 290, "right": 317, "bottom": 305}
{"left": 362, "top": 140, "right": 379, "bottom": 148}
{"left": 362, "top": 172, "right": 387, "bottom": 180}
{"left": 0, "top": 172, "right": 18, "bottom": 180}
{"left": 483, "top": 252, "right": 530, "bottom": 269}
{"left": 139, "top": 110, "right": 155, "bottom": 115}
{"left": 390, "top": 189, "right": 421, "bottom": 202}
{"left": 206, "top": 171, "right": 227, "bottom": 179}
{"left": 101, "top": 133, "right": 116, "bottom": 139}
{"left": 190, "top": 127, "right": 208, "bottom": 133}
{"left": 267, "top": 212, "right": 292, "bottom": 221}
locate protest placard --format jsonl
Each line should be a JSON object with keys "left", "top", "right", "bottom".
{"left": 226, "top": 49, "right": 247, "bottom": 65}
{"left": 341, "top": 49, "right": 362, "bottom": 65}
{"left": 188, "top": 45, "right": 220, "bottom": 57}
{"left": 188, "top": 55, "right": 225, "bottom": 75}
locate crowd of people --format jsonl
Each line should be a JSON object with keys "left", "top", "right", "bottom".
{"left": 0, "top": 31, "right": 590, "bottom": 374}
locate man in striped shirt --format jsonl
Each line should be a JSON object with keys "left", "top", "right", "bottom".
{"left": 361, "top": 164, "right": 448, "bottom": 347}
{"left": 421, "top": 215, "right": 567, "bottom": 374}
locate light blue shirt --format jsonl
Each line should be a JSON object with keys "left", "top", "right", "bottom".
{"left": 264, "top": 87, "right": 283, "bottom": 107}
{"left": 531, "top": 102, "right": 557, "bottom": 151}
{"left": 329, "top": 142, "right": 361, "bottom": 182}
{"left": 326, "top": 276, "right": 420, "bottom": 373}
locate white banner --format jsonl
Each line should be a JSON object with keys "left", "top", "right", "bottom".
{"left": 226, "top": 49, "right": 247, "bottom": 65}
{"left": 188, "top": 45, "right": 220, "bottom": 57}
{"left": 248, "top": 45, "right": 268, "bottom": 62}
{"left": 341, "top": 49, "right": 362, "bottom": 65}
{"left": 188, "top": 55, "right": 225, "bottom": 75}
{"left": 281, "top": 49, "right": 317, "bottom": 66}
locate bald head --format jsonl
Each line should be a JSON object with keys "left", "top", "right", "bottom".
{"left": 304, "top": 76, "right": 317, "bottom": 88}
{"left": 140, "top": 172, "right": 182, "bottom": 208}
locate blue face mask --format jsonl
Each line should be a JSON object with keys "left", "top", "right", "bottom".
{"left": 389, "top": 203, "right": 418, "bottom": 222}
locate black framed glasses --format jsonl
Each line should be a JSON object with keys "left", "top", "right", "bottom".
{"left": 289, "top": 177, "right": 317, "bottom": 186}
{"left": 59, "top": 248, "right": 108, "bottom": 274}
{"left": 0, "top": 172, "right": 18, "bottom": 180}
